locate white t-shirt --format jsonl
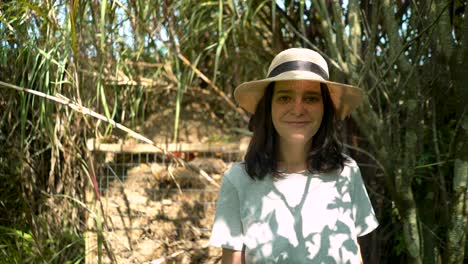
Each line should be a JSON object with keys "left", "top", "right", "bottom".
{"left": 209, "top": 158, "right": 379, "bottom": 263}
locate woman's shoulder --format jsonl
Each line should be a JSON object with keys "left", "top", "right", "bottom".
{"left": 342, "top": 153, "right": 359, "bottom": 168}
{"left": 338, "top": 154, "right": 361, "bottom": 178}
{"left": 223, "top": 162, "right": 255, "bottom": 187}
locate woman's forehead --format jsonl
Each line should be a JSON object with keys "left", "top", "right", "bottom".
{"left": 274, "top": 80, "right": 321, "bottom": 93}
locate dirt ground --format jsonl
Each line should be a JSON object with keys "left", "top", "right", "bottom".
{"left": 94, "top": 91, "right": 249, "bottom": 263}
{"left": 99, "top": 161, "right": 227, "bottom": 264}
{"left": 138, "top": 87, "right": 248, "bottom": 145}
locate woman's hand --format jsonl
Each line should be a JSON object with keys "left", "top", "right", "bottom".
{"left": 221, "top": 248, "right": 244, "bottom": 264}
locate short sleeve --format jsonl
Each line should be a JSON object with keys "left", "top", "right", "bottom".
{"left": 351, "top": 166, "right": 379, "bottom": 237}
{"left": 209, "top": 174, "right": 244, "bottom": 250}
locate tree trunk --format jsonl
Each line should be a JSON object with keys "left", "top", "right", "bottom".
{"left": 396, "top": 169, "right": 423, "bottom": 264}
{"left": 445, "top": 3, "right": 468, "bottom": 260}
{"left": 445, "top": 116, "right": 468, "bottom": 263}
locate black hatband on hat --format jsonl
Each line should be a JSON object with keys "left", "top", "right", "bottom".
{"left": 267, "top": 60, "right": 329, "bottom": 80}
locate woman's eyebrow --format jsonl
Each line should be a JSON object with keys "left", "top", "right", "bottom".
{"left": 274, "top": 89, "right": 293, "bottom": 95}
{"left": 304, "top": 91, "right": 321, "bottom": 96}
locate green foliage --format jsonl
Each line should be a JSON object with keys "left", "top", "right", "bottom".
{"left": 394, "top": 231, "right": 407, "bottom": 257}
{"left": 1, "top": 0, "right": 467, "bottom": 263}
{"left": 0, "top": 224, "right": 84, "bottom": 264}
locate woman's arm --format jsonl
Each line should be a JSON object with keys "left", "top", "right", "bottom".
{"left": 222, "top": 248, "right": 244, "bottom": 264}
{"left": 358, "top": 242, "right": 363, "bottom": 264}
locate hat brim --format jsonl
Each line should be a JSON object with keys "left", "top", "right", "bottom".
{"left": 234, "top": 70, "right": 363, "bottom": 120}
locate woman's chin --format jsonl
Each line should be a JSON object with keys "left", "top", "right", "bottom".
{"left": 281, "top": 134, "right": 313, "bottom": 145}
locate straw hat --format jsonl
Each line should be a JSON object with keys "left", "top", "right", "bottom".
{"left": 234, "top": 48, "right": 363, "bottom": 120}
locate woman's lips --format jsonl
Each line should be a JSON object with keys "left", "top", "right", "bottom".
{"left": 284, "top": 121, "right": 310, "bottom": 127}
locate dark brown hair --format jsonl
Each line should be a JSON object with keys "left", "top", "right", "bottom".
{"left": 244, "top": 82, "right": 347, "bottom": 180}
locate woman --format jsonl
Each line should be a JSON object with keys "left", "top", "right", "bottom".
{"left": 209, "top": 48, "right": 378, "bottom": 263}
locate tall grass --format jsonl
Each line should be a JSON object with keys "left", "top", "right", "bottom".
{"left": 1, "top": 2, "right": 233, "bottom": 261}
{"left": 2, "top": 0, "right": 466, "bottom": 263}
{"left": 1, "top": 1, "right": 124, "bottom": 262}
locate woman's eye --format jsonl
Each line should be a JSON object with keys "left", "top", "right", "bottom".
{"left": 276, "top": 96, "right": 291, "bottom": 103}
{"left": 304, "top": 97, "right": 320, "bottom": 103}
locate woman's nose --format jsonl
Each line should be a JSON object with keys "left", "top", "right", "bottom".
{"left": 291, "top": 98, "right": 306, "bottom": 114}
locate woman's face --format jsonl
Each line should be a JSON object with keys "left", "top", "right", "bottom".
{"left": 271, "top": 80, "right": 324, "bottom": 145}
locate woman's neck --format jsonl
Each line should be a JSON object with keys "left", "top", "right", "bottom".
{"left": 277, "top": 139, "right": 311, "bottom": 173}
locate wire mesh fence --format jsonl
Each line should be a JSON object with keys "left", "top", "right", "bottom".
{"left": 97, "top": 150, "right": 242, "bottom": 193}
{"left": 86, "top": 139, "right": 245, "bottom": 263}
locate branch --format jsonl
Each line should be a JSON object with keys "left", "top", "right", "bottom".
{"left": 274, "top": 2, "right": 343, "bottom": 72}
{"left": 177, "top": 53, "right": 249, "bottom": 122}
{"left": 0, "top": 80, "right": 220, "bottom": 189}
{"left": 343, "top": 143, "right": 386, "bottom": 174}
{"left": 379, "top": 1, "right": 450, "bottom": 81}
